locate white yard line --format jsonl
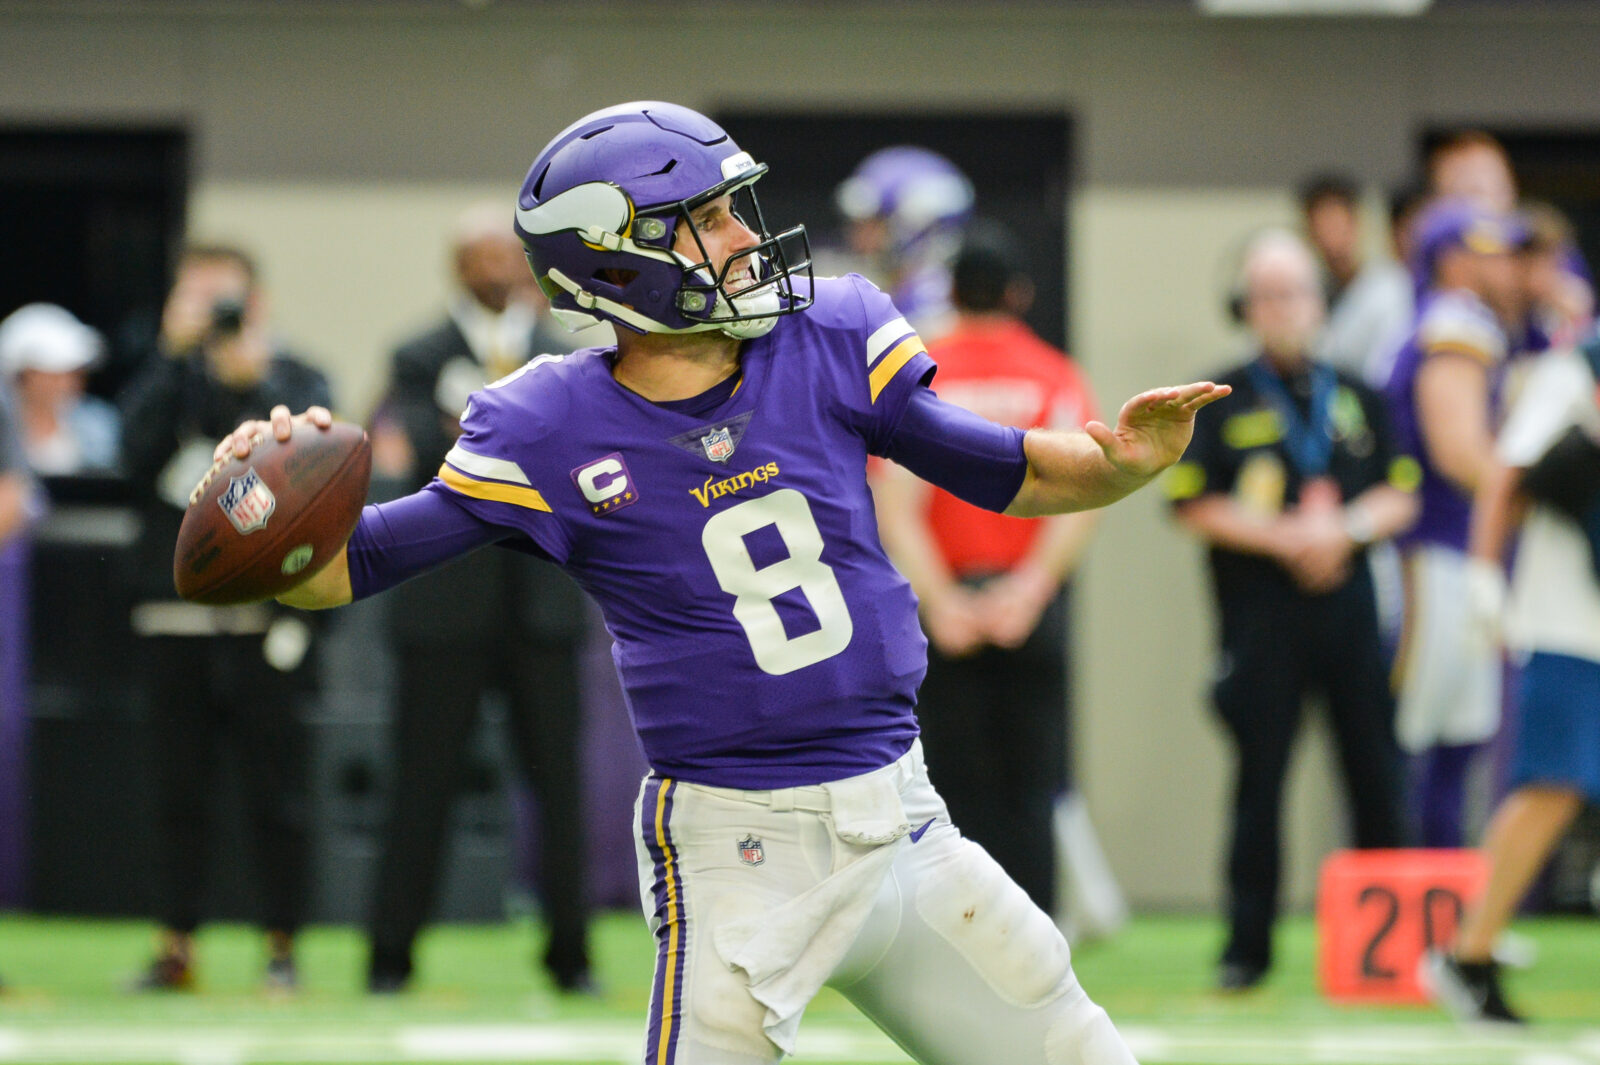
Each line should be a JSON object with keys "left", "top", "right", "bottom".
{"left": 0, "top": 1021, "right": 1596, "bottom": 1063}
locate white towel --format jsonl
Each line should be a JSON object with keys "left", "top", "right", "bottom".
{"left": 713, "top": 765, "right": 911, "bottom": 1054}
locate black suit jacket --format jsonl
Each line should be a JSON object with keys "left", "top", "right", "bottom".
{"left": 381, "top": 316, "right": 585, "bottom": 647}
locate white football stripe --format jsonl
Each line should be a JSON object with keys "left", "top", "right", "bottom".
{"left": 444, "top": 444, "right": 532, "bottom": 486}
{"left": 865, "top": 317, "right": 914, "bottom": 368}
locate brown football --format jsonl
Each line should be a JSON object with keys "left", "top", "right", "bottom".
{"left": 173, "top": 421, "right": 371, "bottom": 605}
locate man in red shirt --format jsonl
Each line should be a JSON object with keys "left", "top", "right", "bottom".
{"left": 875, "top": 230, "right": 1118, "bottom": 925}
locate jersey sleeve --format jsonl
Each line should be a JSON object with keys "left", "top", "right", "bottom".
{"left": 427, "top": 385, "right": 575, "bottom": 564}
{"left": 345, "top": 489, "right": 508, "bottom": 601}
{"left": 880, "top": 386, "right": 1028, "bottom": 513}
{"left": 839, "top": 275, "right": 939, "bottom": 453}
{"left": 1417, "top": 296, "right": 1505, "bottom": 367}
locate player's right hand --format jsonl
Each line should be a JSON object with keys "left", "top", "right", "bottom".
{"left": 215, "top": 404, "right": 333, "bottom": 462}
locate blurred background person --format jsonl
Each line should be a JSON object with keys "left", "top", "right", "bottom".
{"left": 117, "top": 243, "right": 329, "bottom": 992}
{"left": 1519, "top": 201, "right": 1594, "bottom": 352}
{"left": 1299, "top": 173, "right": 1413, "bottom": 386}
{"left": 1388, "top": 183, "right": 1432, "bottom": 272}
{"left": 0, "top": 303, "right": 120, "bottom": 477}
{"left": 1167, "top": 230, "right": 1417, "bottom": 991}
{"left": 0, "top": 369, "right": 41, "bottom": 936}
{"left": 1384, "top": 201, "right": 1529, "bottom": 849}
{"left": 1426, "top": 130, "right": 1593, "bottom": 361}
{"left": 1427, "top": 130, "right": 1519, "bottom": 215}
{"left": 1429, "top": 334, "right": 1600, "bottom": 1024}
{"left": 873, "top": 226, "right": 1126, "bottom": 940}
{"left": 363, "top": 203, "right": 593, "bottom": 995}
{"left": 832, "top": 145, "right": 975, "bottom": 340}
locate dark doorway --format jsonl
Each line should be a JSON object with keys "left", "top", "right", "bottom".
{"left": 714, "top": 111, "right": 1073, "bottom": 351}
{"left": 0, "top": 128, "right": 187, "bottom": 399}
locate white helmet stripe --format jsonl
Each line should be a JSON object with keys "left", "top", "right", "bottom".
{"left": 516, "top": 182, "right": 631, "bottom": 237}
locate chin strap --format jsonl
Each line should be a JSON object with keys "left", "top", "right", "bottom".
{"left": 544, "top": 267, "right": 723, "bottom": 337}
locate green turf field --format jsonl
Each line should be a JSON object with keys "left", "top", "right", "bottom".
{"left": 0, "top": 912, "right": 1595, "bottom": 1064}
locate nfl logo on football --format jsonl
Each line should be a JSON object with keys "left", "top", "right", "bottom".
{"left": 701, "top": 426, "right": 736, "bottom": 463}
{"left": 738, "top": 835, "right": 764, "bottom": 866}
{"left": 219, "top": 468, "right": 276, "bottom": 534}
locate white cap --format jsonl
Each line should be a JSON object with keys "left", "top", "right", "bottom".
{"left": 0, "top": 303, "right": 104, "bottom": 377}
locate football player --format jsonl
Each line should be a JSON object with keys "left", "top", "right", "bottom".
{"left": 1384, "top": 200, "right": 1528, "bottom": 849}
{"left": 833, "top": 145, "right": 975, "bottom": 340}
{"left": 220, "top": 101, "right": 1227, "bottom": 1065}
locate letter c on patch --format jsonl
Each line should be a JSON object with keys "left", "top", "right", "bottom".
{"left": 577, "top": 458, "right": 627, "bottom": 503}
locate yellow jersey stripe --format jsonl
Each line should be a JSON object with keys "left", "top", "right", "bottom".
{"left": 1422, "top": 339, "right": 1495, "bottom": 365}
{"left": 655, "top": 779, "right": 680, "bottom": 1065}
{"left": 437, "top": 464, "right": 552, "bottom": 512}
{"left": 868, "top": 336, "right": 925, "bottom": 403}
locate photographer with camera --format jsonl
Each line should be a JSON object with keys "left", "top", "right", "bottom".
{"left": 117, "top": 244, "right": 332, "bottom": 992}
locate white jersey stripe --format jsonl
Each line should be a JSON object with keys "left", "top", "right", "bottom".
{"left": 866, "top": 317, "right": 915, "bottom": 369}
{"left": 444, "top": 442, "right": 533, "bottom": 486}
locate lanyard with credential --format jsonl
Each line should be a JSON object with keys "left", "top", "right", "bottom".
{"left": 1246, "top": 357, "right": 1337, "bottom": 477}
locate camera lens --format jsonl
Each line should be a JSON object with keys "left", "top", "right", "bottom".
{"left": 210, "top": 297, "right": 246, "bottom": 335}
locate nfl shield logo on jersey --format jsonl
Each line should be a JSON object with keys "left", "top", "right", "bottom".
{"left": 218, "top": 468, "right": 276, "bottom": 534}
{"left": 738, "top": 835, "right": 765, "bottom": 866}
{"left": 701, "top": 426, "right": 736, "bottom": 463}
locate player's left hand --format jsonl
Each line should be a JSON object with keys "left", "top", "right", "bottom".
{"left": 1086, "top": 382, "right": 1230, "bottom": 479}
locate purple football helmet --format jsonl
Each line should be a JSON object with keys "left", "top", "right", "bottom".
{"left": 834, "top": 146, "right": 975, "bottom": 259}
{"left": 514, "top": 101, "right": 812, "bottom": 338}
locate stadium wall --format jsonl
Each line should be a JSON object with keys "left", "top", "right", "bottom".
{"left": 3, "top": 1, "right": 1599, "bottom": 910}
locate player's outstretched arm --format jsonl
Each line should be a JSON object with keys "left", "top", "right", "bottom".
{"left": 215, "top": 403, "right": 355, "bottom": 609}
{"left": 1005, "top": 382, "right": 1230, "bottom": 517}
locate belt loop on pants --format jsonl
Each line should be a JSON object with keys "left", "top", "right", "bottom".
{"left": 768, "top": 789, "right": 795, "bottom": 813}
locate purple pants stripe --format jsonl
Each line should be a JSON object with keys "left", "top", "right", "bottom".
{"left": 641, "top": 776, "right": 684, "bottom": 1065}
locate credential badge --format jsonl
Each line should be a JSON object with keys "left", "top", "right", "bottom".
{"left": 701, "top": 426, "right": 736, "bottom": 463}
{"left": 738, "top": 836, "right": 765, "bottom": 867}
{"left": 218, "top": 468, "right": 276, "bottom": 534}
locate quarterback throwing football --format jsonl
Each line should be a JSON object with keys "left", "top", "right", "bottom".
{"left": 221, "top": 102, "right": 1226, "bottom": 1065}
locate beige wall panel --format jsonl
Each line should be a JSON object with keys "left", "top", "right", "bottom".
{"left": 1071, "top": 186, "right": 1347, "bottom": 909}
{"left": 188, "top": 181, "right": 508, "bottom": 417}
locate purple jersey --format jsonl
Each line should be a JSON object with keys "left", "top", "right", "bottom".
{"left": 1385, "top": 288, "right": 1508, "bottom": 552}
{"left": 427, "top": 275, "right": 937, "bottom": 788}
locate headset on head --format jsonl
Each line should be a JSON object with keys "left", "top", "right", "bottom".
{"left": 1221, "top": 225, "right": 1315, "bottom": 326}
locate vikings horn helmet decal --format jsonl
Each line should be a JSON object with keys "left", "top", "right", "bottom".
{"left": 514, "top": 101, "right": 813, "bottom": 339}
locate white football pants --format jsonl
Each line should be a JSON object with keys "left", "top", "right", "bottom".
{"left": 633, "top": 741, "right": 1138, "bottom": 1065}
{"left": 1394, "top": 544, "right": 1503, "bottom": 752}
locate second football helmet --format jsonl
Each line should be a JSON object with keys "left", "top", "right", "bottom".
{"left": 834, "top": 146, "right": 975, "bottom": 262}
{"left": 514, "top": 101, "right": 812, "bottom": 338}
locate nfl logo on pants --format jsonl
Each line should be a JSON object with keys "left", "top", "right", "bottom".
{"left": 738, "top": 836, "right": 764, "bottom": 866}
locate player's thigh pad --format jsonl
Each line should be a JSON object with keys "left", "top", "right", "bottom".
{"left": 1394, "top": 545, "right": 1501, "bottom": 751}
{"left": 834, "top": 802, "right": 1136, "bottom": 1065}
